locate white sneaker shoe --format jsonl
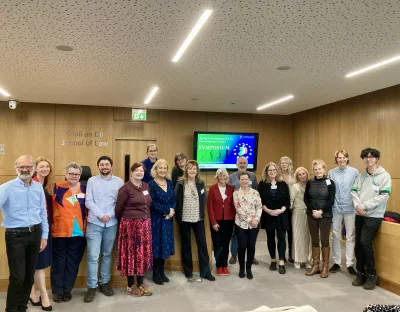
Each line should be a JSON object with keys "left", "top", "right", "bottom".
{"left": 294, "top": 262, "right": 301, "bottom": 269}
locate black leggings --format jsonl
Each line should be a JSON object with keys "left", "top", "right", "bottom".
{"left": 235, "top": 225, "right": 259, "bottom": 268}
{"left": 127, "top": 275, "right": 143, "bottom": 287}
{"left": 266, "top": 228, "right": 286, "bottom": 260}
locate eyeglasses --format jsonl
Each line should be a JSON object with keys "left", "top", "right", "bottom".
{"left": 268, "top": 169, "right": 277, "bottom": 172}
{"left": 16, "top": 165, "right": 34, "bottom": 170}
{"left": 177, "top": 158, "right": 185, "bottom": 161}
{"left": 67, "top": 173, "right": 81, "bottom": 177}
{"left": 148, "top": 150, "right": 158, "bottom": 153}
{"left": 363, "top": 156, "right": 376, "bottom": 160}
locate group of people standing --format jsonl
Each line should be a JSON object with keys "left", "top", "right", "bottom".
{"left": 0, "top": 145, "right": 391, "bottom": 312}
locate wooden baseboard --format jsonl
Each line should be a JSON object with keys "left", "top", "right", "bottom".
{"left": 377, "top": 276, "right": 400, "bottom": 296}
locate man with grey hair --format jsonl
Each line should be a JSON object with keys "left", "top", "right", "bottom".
{"left": 0, "top": 155, "right": 49, "bottom": 312}
{"left": 228, "top": 156, "right": 259, "bottom": 265}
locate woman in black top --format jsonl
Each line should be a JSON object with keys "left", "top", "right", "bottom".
{"left": 304, "top": 159, "right": 335, "bottom": 278}
{"left": 171, "top": 152, "right": 187, "bottom": 186}
{"left": 258, "top": 162, "right": 290, "bottom": 274}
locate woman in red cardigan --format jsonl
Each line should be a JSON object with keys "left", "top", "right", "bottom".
{"left": 207, "top": 168, "right": 236, "bottom": 276}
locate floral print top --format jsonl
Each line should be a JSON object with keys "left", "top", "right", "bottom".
{"left": 233, "top": 187, "right": 262, "bottom": 229}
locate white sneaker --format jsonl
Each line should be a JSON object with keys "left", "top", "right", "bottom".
{"left": 306, "top": 262, "right": 312, "bottom": 269}
{"left": 294, "top": 262, "right": 301, "bottom": 269}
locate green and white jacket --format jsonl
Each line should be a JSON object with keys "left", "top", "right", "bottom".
{"left": 351, "top": 166, "right": 391, "bottom": 218}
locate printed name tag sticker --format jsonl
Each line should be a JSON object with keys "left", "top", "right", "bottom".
{"left": 143, "top": 190, "right": 149, "bottom": 195}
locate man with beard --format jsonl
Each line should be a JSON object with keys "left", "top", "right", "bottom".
{"left": 0, "top": 155, "right": 49, "bottom": 312}
{"left": 83, "top": 156, "right": 123, "bottom": 302}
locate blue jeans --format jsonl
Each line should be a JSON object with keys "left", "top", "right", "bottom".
{"left": 230, "top": 228, "right": 238, "bottom": 256}
{"left": 86, "top": 223, "right": 118, "bottom": 288}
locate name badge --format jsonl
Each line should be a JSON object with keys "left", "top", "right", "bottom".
{"left": 372, "top": 185, "right": 379, "bottom": 192}
{"left": 271, "top": 185, "right": 277, "bottom": 190}
{"left": 201, "top": 188, "right": 205, "bottom": 194}
{"left": 222, "top": 193, "right": 227, "bottom": 200}
{"left": 326, "top": 180, "right": 331, "bottom": 185}
{"left": 76, "top": 193, "right": 85, "bottom": 199}
{"left": 249, "top": 181, "right": 253, "bottom": 185}
{"left": 143, "top": 190, "right": 149, "bottom": 195}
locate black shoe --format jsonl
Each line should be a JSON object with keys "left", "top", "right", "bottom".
{"left": 161, "top": 273, "right": 170, "bottom": 283}
{"left": 269, "top": 262, "right": 277, "bottom": 271}
{"left": 329, "top": 264, "right": 341, "bottom": 273}
{"left": 83, "top": 288, "right": 97, "bottom": 303}
{"left": 363, "top": 274, "right": 377, "bottom": 290}
{"left": 253, "top": 258, "right": 259, "bottom": 265}
{"left": 29, "top": 298, "right": 42, "bottom": 306}
{"left": 279, "top": 265, "right": 286, "bottom": 274}
{"left": 347, "top": 266, "right": 357, "bottom": 275}
{"left": 205, "top": 274, "right": 216, "bottom": 281}
{"left": 52, "top": 293, "right": 63, "bottom": 303}
{"left": 287, "top": 257, "right": 294, "bottom": 264}
{"left": 239, "top": 267, "right": 245, "bottom": 278}
{"left": 352, "top": 272, "right": 366, "bottom": 287}
{"left": 229, "top": 255, "right": 237, "bottom": 264}
{"left": 39, "top": 297, "right": 52, "bottom": 311}
{"left": 62, "top": 292, "right": 72, "bottom": 302}
{"left": 246, "top": 267, "right": 253, "bottom": 280}
{"left": 99, "top": 282, "right": 115, "bottom": 296}
{"left": 153, "top": 273, "right": 164, "bottom": 285}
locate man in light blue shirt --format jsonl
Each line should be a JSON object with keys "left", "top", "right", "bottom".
{"left": 0, "top": 155, "right": 49, "bottom": 312}
{"left": 328, "top": 150, "right": 359, "bottom": 275}
{"left": 84, "top": 156, "right": 123, "bottom": 303}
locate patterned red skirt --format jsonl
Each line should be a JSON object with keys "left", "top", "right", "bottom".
{"left": 116, "top": 218, "right": 153, "bottom": 276}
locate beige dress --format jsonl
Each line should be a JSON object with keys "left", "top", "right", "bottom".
{"left": 290, "top": 182, "right": 312, "bottom": 263}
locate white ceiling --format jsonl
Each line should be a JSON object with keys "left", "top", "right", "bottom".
{"left": 0, "top": 0, "right": 400, "bottom": 115}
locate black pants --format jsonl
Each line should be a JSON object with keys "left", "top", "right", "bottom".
{"left": 266, "top": 228, "right": 286, "bottom": 260}
{"left": 235, "top": 225, "right": 259, "bottom": 268}
{"left": 210, "top": 220, "right": 234, "bottom": 268}
{"left": 287, "top": 210, "right": 293, "bottom": 258}
{"left": 51, "top": 237, "right": 86, "bottom": 294}
{"left": 180, "top": 220, "right": 211, "bottom": 278}
{"left": 355, "top": 215, "right": 382, "bottom": 275}
{"left": 307, "top": 216, "right": 332, "bottom": 247}
{"left": 5, "top": 229, "right": 41, "bottom": 312}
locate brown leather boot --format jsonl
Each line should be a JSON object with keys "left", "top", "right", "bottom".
{"left": 306, "top": 247, "right": 321, "bottom": 276}
{"left": 320, "top": 247, "right": 330, "bottom": 278}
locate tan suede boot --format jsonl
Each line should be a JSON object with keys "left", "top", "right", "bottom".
{"left": 320, "top": 247, "right": 330, "bottom": 278}
{"left": 306, "top": 247, "right": 321, "bottom": 276}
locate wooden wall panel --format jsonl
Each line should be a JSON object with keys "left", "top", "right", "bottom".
{"left": 0, "top": 102, "right": 55, "bottom": 175}
{"left": 54, "top": 105, "right": 113, "bottom": 175}
{"left": 293, "top": 85, "right": 400, "bottom": 212}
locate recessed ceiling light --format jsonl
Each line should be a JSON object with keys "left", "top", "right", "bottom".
{"left": 144, "top": 86, "right": 159, "bottom": 104}
{"left": 345, "top": 55, "right": 400, "bottom": 78}
{"left": 276, "top": 65, "right": 292, "bottom": 71}
{"left": 257, "top": 95, "right": 294, "bottom": 111}
{"left": 172, "top": 9, "right": 212, "bottom": 63}
{"left": 0, "top": 88, "right": 10, "bottom": 97}
{"left": 56, "top": 45, "right": 74, "bottom": 51}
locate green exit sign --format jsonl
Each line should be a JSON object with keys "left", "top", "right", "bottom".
{"left": 132, "top": 109, "right": 147, "bottom": 121}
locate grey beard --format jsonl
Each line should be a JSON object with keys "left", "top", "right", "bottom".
{"left": 19, "top": 173, "right": 32, "bottom": 181}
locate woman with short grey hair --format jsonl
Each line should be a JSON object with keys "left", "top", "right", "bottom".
{"left": 207, "top": 168, "right": 236, "bottom": 276}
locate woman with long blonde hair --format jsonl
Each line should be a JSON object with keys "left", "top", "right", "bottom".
{"left": 174, "top": 160, "right": 215, "bottom": 282}
{"left": 29, "top": 157, "right": 53, "bottom": 311}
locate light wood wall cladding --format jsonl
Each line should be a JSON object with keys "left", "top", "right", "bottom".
{"left": 54, "top": 105, "right": 114, "bottom": 175}
{"left": 0, "top": 102, "right": 55, "bottom": 175}
{"left": 292, "top": 85, "right": 400, "bottom": 212}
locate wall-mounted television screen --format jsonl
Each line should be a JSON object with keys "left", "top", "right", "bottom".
{"left": 193, "top": 131, "right": 259, "bottom": 171}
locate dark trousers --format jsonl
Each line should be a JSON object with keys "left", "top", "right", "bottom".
{"left": 287, "top": 210, "right": 293, "bottom": 258}
{"left": 5, "top": 229, "right": 41, "bottom": 312}
{"left": 210, "top": 220, "right": 234, "bottom": 268}
{"left": 266, "top": 228, "right": 286, "bottom": 260}
{"left": 235, "top": 225, "right": 259, "bottom": 268}
{"left": 51, "top": 237, "right": 86, "bottom": 294}
{"left": 180, "top": 220, "right": 211, "bottom": 278}
{"left": 355, "top": 215, "right": 382, "bottom": 275}
{"left": 307, "top": 216, "right": 332, "bottom": 247}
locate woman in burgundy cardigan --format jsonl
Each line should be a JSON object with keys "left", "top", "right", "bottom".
{"left": 207, "top": 168, "right": 236, "bottom": 276}
{"left": 115, "top": 162, "right": 153, "bottom": 297}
